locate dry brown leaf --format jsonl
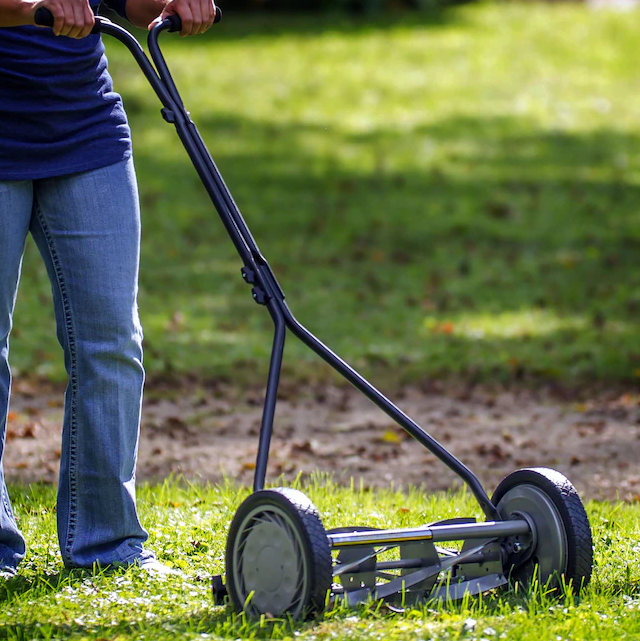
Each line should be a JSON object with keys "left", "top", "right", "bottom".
{"left": 21, "top": 422, "right": 39, "bottom": 439}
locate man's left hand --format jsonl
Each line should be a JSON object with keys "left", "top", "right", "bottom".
{"left": 149, "top": 0, "right": 216, "bottom": 36}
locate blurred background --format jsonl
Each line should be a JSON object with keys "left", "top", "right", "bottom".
{"left": 11, "top": 0, "right": 640, "bottom": 389}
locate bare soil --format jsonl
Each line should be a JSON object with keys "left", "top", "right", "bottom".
{"left": 5, "top": 377, "right": 640, "bottom": 502}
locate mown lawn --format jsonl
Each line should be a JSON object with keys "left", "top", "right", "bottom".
{"left": 0, "top": 478, "right": 639, "bottom": 640}
{"left": 11, "top": 2, "right": 640, "bottom": 386}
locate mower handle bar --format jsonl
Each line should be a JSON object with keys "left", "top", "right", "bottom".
{"left": 33, "top": 1, "right": 501, "bottom": 521}
{"left": 34, "top": 5, "right": 220, "bottom": 117}
{"left": 34, "top": 6, "right": 221, "bottom": 32}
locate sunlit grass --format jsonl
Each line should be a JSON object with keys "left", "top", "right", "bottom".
{"left": 1, "top": 477, "right": 640, "bottom": 639}
{"left": 423, "top": 309, "right": 593, "bottom": 341}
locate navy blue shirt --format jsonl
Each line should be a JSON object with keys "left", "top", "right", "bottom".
{"left": 0, "top": 1, "right": 131, "bottom": 180}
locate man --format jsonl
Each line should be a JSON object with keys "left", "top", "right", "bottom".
{"left": 0, "top": 0, "right": 215, "bottom": 575}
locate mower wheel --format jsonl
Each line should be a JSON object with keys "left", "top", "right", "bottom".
{"left": 492, "top": 467, "right": 593, "bottom": 590}
{"left": 225, "top": 488, "right": 332, "bottom": 618}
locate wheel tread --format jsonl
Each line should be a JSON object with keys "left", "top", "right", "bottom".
{"left": 276, "top": 488, "right": 333, "bottom": 611}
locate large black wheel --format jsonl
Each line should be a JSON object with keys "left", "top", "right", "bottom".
{"left": 492, "top": 467, "right": 593, "bottom": 590}
{"left": 225, "top": 488, "right": 332, "bottom": 618}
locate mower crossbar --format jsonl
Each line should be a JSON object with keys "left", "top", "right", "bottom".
{"left": 328, "top": 519, "right": 530, "bottom": 548}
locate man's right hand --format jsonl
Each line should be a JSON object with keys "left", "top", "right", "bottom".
{"left": 32, "top": 0, "right": 94, "bottom": 38}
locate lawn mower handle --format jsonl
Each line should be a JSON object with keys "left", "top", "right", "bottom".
{"left": 34, "top": 1, "right": 502, "bottom": 522}
{"left": 33, "top": 6, "right": 213, "bottom": 111}
{"left": 34, "top": 6, "right": 221, "bottom": 31}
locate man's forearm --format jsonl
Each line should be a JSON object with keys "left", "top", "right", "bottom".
{"left": 123, "top": 0, "right": 166, "bottom": 28}
{"left": 0, "top": 0, "right": 36, "bottom": 27}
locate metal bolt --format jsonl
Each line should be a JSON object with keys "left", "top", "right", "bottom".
{"left": 513, "top": 542, "right": 523, "bottom": 553}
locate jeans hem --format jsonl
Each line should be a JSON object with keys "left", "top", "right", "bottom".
{"left": 63, "top": 548, "right": 155, "bottom": 571}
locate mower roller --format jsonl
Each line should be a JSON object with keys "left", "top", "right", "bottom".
{"left": 35, "top": 7, "right": 593, "bottom": 618}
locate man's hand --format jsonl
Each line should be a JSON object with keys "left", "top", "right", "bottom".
{"left": 32, "top": 0, "right": 94, "bottom": 38}
{"left": 149, "top": 0, "right": 215, "bottom": 36}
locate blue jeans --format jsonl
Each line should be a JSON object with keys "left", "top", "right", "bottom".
{"left": 0, "top": 158, "right": 151, "bottom": 570}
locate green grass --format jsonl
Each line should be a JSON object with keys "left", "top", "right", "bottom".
{"left": 10, "top": 2, "right": 640, "bottom": 385}
{"left": 1, "top": 477, "right": 639, "bottom": 639}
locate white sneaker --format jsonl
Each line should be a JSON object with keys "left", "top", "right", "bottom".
{"left": 138, "top": 558, "right": 185, "bottom": 577}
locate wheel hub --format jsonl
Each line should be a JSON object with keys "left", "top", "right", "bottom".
{"left": 496, "top": 483, "right": 568, "bottom": 585}
{"left": 233, "top": 508, "right": 308, "bottom": 616}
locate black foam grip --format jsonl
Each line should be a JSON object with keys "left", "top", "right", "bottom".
{"left": 34, "top": 6, "right": 54, "bottom": 26}
{"left": 166, "top": 5, "right": 222, "bottom": 32}
{"left": 166, "top": 13, "right": 182, "bottom": 32}
{"left": 34, "top": 6, "right": 101, "bottom": 34}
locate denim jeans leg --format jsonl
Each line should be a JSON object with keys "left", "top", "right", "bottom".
{"left": 30, "top": 158, "right": 150, "bottom": 568}
{"left": 0, "top": 180, "right": 33, "bottom": 570}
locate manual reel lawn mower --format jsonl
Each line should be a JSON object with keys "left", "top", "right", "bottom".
{"left": 35, "top": 7, "right": 594, "bottom": 618}
{"left": 219, "top": 467, "right": 592, "bottom": 617}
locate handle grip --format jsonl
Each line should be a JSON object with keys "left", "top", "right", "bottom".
{"left": 34, "top": 6, "right": 54, "bottom": 26}
{"left": 35, "top": 5, "right": 221, "bottom": 32}
{"left": 165, "top": 6, "right": 222, "bottom": 33}
{"left": 34, "top": 6, "right": 103, "bottom": 33}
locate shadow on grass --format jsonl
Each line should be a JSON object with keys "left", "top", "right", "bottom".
{"left": 128, "top": 109, "right": 640, "bottom": 376}
{"left": 0, "top": 569, "right": 89, "bottom": 603}
{"left": 15, "top": 104, "right": 640, "bottom": 384}
{"left": 0, "top": 563, "right": 183, "bottom": 605}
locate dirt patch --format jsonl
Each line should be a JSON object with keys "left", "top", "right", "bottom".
{"left": 5, "top": 378, "right": 640, "bottom": 501}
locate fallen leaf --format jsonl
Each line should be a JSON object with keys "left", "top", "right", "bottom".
{"left": 21, "top": 422, "right": 38, "bottom": 439}
{"left": 430, "top": 322, "right": 455, "bottom": 335}
{"left": 379, "top": 430, "right": 402, "bottom": 444}
{"left": 475, "top": 443, "right": 511, "bottom": 461}
{"left": 291, "top": 440, "right": 315, "bottom": 455}
{"left": 165, "top": 416, "right": 187, "bottom": 430}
